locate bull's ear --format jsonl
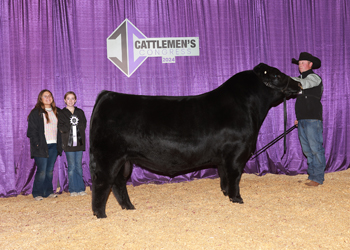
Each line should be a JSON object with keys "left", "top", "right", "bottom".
{"left": 253, "top": 63, "right": 266, "bottom": 74}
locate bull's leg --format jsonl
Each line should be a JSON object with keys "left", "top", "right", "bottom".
{"left": 224, "top": 155, "right": 245, "bottom": 204}
{"left": 111, "top": 161, "right": 135, "bottom": 210}
{"left": 217, "top": 165, "right": 229, "bottom": 196}
{"left": 91, "top": 172, "right": 111, "bottom": 218}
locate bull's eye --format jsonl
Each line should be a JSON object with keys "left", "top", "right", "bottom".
{"left": 264, "top": 71, "right": 267, "bottom": 74}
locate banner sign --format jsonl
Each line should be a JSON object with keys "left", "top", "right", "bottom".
{"left": 107, "top": 19, "right": 200, "bottom": 77}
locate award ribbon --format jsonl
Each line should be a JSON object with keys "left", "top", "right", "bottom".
{"left": 68, "top": 115, "right": 83, "bottom": 147}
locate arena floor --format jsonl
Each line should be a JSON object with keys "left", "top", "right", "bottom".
{"left": 1, "top": 168, "right": 349, "bottom": 249}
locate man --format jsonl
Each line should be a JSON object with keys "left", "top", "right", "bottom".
{"left": 292, "top": 52, "right": 326, "bottom": 187}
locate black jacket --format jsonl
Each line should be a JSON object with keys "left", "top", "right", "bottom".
{"left": 295, "top": 70, "right": 323, "bottom": 120}
{"left": 58, "top": 107, "right": 87, "bottom": 152}
{"left": 27, "top": 107, "right": 63, "bottom": 158}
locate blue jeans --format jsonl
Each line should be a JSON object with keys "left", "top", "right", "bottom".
{"left": 298, "top": 119, "right": 326, "bottom": 184}
{"left": 33, "top": 144, "right": 58, "bottom": 198}
{"left": 65, "top": 151, "right": 85, "bottom": 193}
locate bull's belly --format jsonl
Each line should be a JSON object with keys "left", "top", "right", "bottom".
{"left": 121, "top": 134, "right": 240, "bottom": 176}
{"left": 129, "top": 152, "right": 220, "bottom": 177}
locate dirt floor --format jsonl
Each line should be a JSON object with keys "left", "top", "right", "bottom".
{"left": 1, "top": 169, "right": 350, "bottom": 250}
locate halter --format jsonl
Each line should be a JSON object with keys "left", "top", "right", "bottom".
{"left": 263, "top": 74, "right": 290, "bottom": 94}
{"left": 281, "top": 77, "right": 291, "bottom": 93}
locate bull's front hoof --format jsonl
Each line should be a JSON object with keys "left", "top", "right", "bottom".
{"left": 230, "top": 197, "right": 244, "bottom": 204}
{"left": 93, "top": 211, "right": 107, "bottom": 219}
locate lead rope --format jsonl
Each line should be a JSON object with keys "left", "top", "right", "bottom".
{"left": 251, "top": 94, "right": 297, "bottom": 160}
{"left": 252, "top": 77, "right": 295, "bottom": 160}
{"left": 280, "top": 77, "right": 293, "bottom": 159}
{"left": 281, "top": 97, "right": 287, "bottom": 159}
{"left": 250, "top": 124, "right": 296, "bottom": 160}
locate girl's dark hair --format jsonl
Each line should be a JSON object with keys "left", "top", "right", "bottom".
{"left": 34, "top": 89, "right": 58, "bottom": 123}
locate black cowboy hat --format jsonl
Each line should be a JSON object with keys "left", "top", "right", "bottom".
{"left": 292, "top": 52, "right": 321, "bottom": 69}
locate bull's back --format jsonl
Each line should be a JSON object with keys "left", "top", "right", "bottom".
{"left": 92, "top": 91, "right": 223, "bottom": 134}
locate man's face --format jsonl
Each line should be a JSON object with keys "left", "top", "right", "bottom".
{"left": 298, "top": 60, "right": 313, "bottom": 73}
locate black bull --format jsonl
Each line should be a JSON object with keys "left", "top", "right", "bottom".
{"left": 89, "top": 63, "right": 301, "bottom": 218}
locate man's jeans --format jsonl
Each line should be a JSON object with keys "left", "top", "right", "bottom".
{"left": 65, "top": 151, "right": 85, "bottom": 193}
{"left": 298, "top": 119, "right": 326, "bottom": 184}
{"left": 33, "top": 143, "right": 58, "bottom": 198}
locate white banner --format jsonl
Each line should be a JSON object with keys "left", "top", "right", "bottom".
{"left": 134, "top": 37, "right": 200, "bottom": 59}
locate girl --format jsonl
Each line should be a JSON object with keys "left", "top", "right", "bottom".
{"left": 27, "top": 89, "right": 62, "bottom": 201}
{"left": 58, "top": 91, "right": 87, "bottom": 196}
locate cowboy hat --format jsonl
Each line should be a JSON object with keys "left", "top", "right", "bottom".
{"left": 292, "top": 52, "right": 321, "bottom": 69}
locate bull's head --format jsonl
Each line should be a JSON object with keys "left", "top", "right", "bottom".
{"left": 253, "top": 63, "right": 301, "bottom": 96}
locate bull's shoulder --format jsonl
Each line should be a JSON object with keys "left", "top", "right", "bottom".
{"left": 215, "top": 70, "right": 260, "bottom": 93}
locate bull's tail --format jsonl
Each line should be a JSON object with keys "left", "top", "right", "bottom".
{"left": 89, "top": 90, "right": 111, "bottom": 177}
{"left": 90, "top": 90, "right": 111, "bottom": 139}
{"left": 89, "top": 151, "right": 97, "bottom": 178}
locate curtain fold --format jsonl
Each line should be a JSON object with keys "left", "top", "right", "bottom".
{"left": 0, "top": 0, "right": 349, "bottom": 197}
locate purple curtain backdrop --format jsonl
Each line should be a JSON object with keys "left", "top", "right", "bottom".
{"left": 0, "top": 0, "right": 349, "bottom": 197}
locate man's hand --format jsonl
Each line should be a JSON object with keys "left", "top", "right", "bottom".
{"left": 294, "top": 120, "right": 298, "bottom": 127}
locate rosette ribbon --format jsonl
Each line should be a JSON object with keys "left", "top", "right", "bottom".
{"left": 68, "top": 115, "right": 83, "bottom": 147}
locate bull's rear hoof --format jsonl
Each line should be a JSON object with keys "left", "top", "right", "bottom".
{"left": 121, "top": 203, "right": 135, "bottom": 210}
{"left": 122, "top": 206, "right": 135, "bottom": 210}
{"left": 230, "top": 197, "right": 244, "bottom": 204}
